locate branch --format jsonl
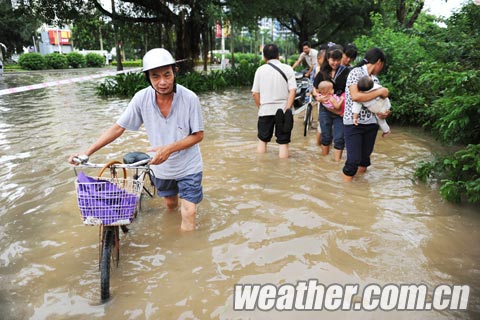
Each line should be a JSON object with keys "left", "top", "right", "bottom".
{"left": 406, "top": 0, "right": 425, "bottom": 28}
{"left": 91, "top": 0, "right": 177, "bottom": 24}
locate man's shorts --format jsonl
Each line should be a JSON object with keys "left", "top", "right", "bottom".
{"left": 257, "top": 109, "right": 293, "bottom": 144}
{"left": 153, "top": 172, "right": 203, "bottom": 204}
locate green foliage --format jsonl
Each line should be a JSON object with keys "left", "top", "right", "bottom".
{"left": 96, "top": 61, "right": 260, "bottom": 98}
{"left": 96, "top": 72, "right": 148, "bottom": 98}
{"left": 112, "top": 60, "right": 141, "bottom": 68}
{"left": 18, "top": 53, "right": 46, "bottom": 70}
{"left": 70, "top": 12, "right": 112, "bottom": 52}
{"left": 0, "top": 2, "right": 42, "bottom": 57}
{"left": 211, "top": 53, "right": 262, "bottom": 66}
{"left": 441, "top": 3, "right": 480, "bottom": 69}
{"left": 85, "top": 53, "right": 105, "bottom": 67}
{"left": 415, "top": 144, "right": 480, "bottom": 203}
{"left": 66, "top": 52, "right": 86, "bottom": 68}
{"left": 44, "top": 53, "right": 68, "bottom": 69}
{"left": 418, "top": 64, "right": 480, "bottom": 145}
{"left": 3, "top": 64, "right": 22, "bottom": 71}
{"left": 355, "top": 13, "right": 433, "bottom": 125}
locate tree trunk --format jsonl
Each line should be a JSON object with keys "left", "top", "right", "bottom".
{"left": 111, "top": 0, "right": 123, "bottom": 71}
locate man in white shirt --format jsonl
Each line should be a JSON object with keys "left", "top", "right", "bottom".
{"left": 292, "top": 41, "right": 319, "bottom": 78}
{"left": 252, "top": 44, "right": 297, "bottom": 158}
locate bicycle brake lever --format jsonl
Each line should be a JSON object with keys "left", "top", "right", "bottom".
{"left": 73, "top": 155, "right": 89, "bottom": 164}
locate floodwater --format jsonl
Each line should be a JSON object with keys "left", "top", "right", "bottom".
{"left": 0, "top": 70, "right": 479, "bottom": 320}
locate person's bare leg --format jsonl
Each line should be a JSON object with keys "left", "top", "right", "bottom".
{"left": 180, "top": 199, "right": 196, "bottom": 231}
{"left": 257, "top": 140, "right": 267, "bottom": 154}
{"left": 279, "top": 144, "right": 289, "bottom": 159}
{"left": 164, "top": 195, "right": 178, "bottom": 210}
{"left": 342, "top": 173, "right": 353, "bottom": 182}
{"left": 357, "top": 166, "right": 367, "bottom": 173}
{"left": 334, "top": 149, "right": 343, "bottom": 162}
{"left": 321, "top": 145, "right": 330, "bottom": 156}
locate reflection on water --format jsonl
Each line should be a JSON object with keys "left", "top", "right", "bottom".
{"left": 0, "top": 71, "right": 479, "bottom": 319}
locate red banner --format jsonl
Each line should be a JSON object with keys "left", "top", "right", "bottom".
{"left": 215, "top": 21, "right": 222, "bottom": 39}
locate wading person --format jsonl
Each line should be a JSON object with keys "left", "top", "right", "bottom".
{"left": 342, "top": 48, "right": 391, "bottom": 182}
{"left": 292, "top": 41, "right": 319, "bottom": 78}
{"left": 313, "top": 45, "right": 350, "bottom": 161}
{"left": 252, "top": 43, "right": 296, "bottom": 158}
{"left": 69, "top": 48, "right": 204, "bottom": 231}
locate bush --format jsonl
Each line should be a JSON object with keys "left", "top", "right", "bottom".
{"left": 67, "top": 52, "right": 85, "bottom": 68}
{"left": 18, "top": 53, "right": 46, "bottom": 70}
{"left": 45, "top": 53, "right": 68, "bottom": 69}
{"left": 354, "top": 13, "right": 433, "bottom": 125}
{"left": 415, "top": 144, "right": 480, "bottom": 203}
{"left": 85, "top": 53, "right": 105, "bottom": 67}
{"left": 96, "top": 72, "right": 148, "bottom": 97}
{"left": 112, "top": 59, "right": 141, "bottom": 68}
{"left": 96, "top": 60, "right": 260, "bottom": 98}
{"left": 418, "top": 64, "right": 480, "bottom": 145}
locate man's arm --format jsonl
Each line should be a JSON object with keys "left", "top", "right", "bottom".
{"left": 85, "top": 124, "right": 125, "bottom": 156}
{"left": 292, "top": 53, "right": 305, "bottom": 69}
{"left": 252, "top": 92, "right": 261, "bottom": 108}
{"left": 285, "top": 88, "right": 296, "bottom": 110}
{"left": 149, "top": 131, "right": 204, "bottom": 165}
{"left": 304, "top": 65, "right": 314, "bottom": 78}
{"left": 68, "top": 123, "right": 125, "bottom": 163}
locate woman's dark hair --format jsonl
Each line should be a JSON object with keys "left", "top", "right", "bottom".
{"left": 320, "top": 44, "right": 344, "bottom": 74}
{"left": 343, "top": 43, "right": 358, "bottom": 59}
{"left": 356, "top": 48, "right": 386, "bottom": 67}
{"left": 263, "top": 43, "right": 279, "bottom": 60}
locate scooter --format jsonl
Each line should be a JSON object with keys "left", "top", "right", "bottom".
{"left": 293, "top": 71, "right": 311, "bottom": 111}
{"left": 292, "top": 71, "right": 317, "bottom": 136}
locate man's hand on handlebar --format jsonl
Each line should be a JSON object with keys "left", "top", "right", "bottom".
{"left": 68, "top": 154, "right": 89, "bottom": 165}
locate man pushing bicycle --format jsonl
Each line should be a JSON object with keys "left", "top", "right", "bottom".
{"left": 69, "top": 48, "right": 204, "bottom": 232}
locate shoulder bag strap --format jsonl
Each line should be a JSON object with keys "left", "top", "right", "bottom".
{"left": 267, "top": 62, "right": 288, "bottom": 83}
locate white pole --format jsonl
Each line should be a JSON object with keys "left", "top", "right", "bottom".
{"left": 221, "top": 23, "right": 225, "bottom": 70}
{"left": 55, "top": 12, "right": 62, "bottom": 54}
{"left": 57, "top": 29, "right": 62, "bottom": 54}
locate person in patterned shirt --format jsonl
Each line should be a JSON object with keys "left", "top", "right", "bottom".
{"left": 342, "top": 48, "right": 391, "bottom": 182}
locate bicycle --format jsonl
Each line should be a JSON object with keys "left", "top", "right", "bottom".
{"left": 72, "top": 152, "right": 155, "bottom": 301}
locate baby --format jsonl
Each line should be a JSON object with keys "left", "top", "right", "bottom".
{"left": 352, "top": 76, "right": 391, "bottom": 136}
{"left": 317, "top": 80, "right": 344, "bottom": 115}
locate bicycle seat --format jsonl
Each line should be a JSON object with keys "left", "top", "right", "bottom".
{"left": 123, "top": 152, "right": 150, "bottom": 164}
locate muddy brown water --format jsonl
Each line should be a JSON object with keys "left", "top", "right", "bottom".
{"left": 0, "top": 70, "right": 478, "bottom": 319}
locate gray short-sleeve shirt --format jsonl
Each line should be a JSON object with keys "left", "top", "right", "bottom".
{"left": 117, "top": 84, "right": 204, "bottom": 179}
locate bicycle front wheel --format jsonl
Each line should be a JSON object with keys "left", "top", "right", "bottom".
{"left": 303, "top": 104, "right": 312, "bottom": 137}
{"left": 100, "top": 227, "right": 115, "bottom": 301}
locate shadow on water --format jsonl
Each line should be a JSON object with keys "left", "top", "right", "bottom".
{"left": 0, "top": 71, "right": 479, "bottom": 319}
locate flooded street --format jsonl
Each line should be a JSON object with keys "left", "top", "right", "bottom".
{"left": 0, "top": 70, "right": 479, "bottom": 319}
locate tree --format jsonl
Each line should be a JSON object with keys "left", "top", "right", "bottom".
{"left": 262, "top": 0, "right": 377, "bottom": 52}
{"left": 90, "top": 0, "right": 215, "bottom": 71}
{"left": 0, "top": 1, "right": 42, "bottom": 58}
{"left": 71, "top": 12, "right": 113, "bottom": 51}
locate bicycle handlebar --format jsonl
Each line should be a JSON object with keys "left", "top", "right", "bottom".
{"left": 72, "top": 155, "right": 151, "bottom": 169}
